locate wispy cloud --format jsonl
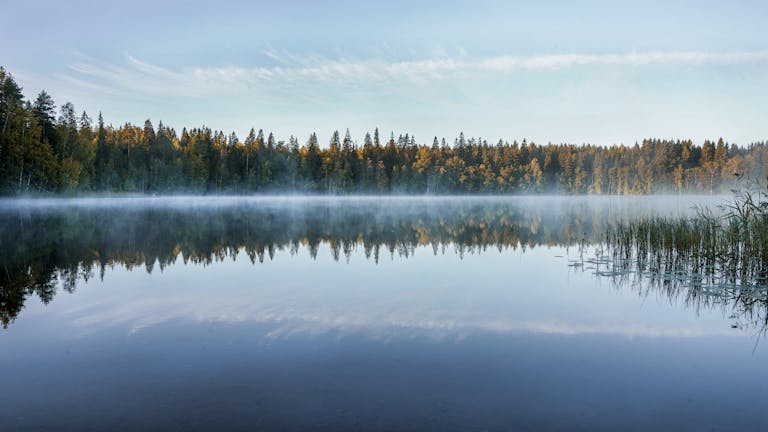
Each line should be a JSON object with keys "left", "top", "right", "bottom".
{"left": 478, "top": 51, "right": 768, "bottom": 71}
{"left": 65, "top": 50, "right": 768, "bottom": 102}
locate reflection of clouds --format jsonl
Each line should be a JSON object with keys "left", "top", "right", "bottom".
{"left": 6, "top": 199, "right": 737, "bottom": 343}
{"left": 63, "top": 287, "right": 736, "bottom": 340}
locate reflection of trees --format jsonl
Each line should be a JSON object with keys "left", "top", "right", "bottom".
{"left": 0, "top": 198, "right": 671, "bottom": 327}
{"left": 580, "top": 231, "right": 768, "bottom": 335}
{"left": 4, "top": 197, "right": 756, "bottom": 334}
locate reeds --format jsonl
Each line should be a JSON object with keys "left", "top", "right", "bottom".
{"left": 585, "top": 185, "right": 768, "bottom": 333}
{"left": 604, "top": 194, "right": 768, "bottom": 289}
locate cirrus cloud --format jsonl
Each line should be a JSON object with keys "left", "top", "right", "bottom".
{"left": 62, "top": 50, "right": 768, "bottom": 101}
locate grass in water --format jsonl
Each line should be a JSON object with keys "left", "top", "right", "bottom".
{"left": 580, "top": 183, "right": 768, "bottom": 334}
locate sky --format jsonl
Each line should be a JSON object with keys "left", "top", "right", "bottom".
{"left": 2, "top": 0, "right": 767, "bottom": 146}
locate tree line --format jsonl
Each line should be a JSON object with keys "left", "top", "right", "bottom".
{"left": 1, "top": 66, "right": 765, "bottom": 195}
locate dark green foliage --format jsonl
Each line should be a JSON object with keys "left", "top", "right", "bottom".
{"left": 1, "top": 64, "right": 766, "bottom": 195}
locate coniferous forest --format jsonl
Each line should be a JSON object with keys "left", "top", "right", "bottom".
{"left": 1, "top": 65, "right": 765, "bottom": 196}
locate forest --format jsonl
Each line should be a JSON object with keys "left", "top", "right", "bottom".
{"left": 1, "top": 65, "right": 766, "bottom": 195}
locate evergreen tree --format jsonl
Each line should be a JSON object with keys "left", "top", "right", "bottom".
{"left": 0, "top": 64, "right": 760, "bottom": 196}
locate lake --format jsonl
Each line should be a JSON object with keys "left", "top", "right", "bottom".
{"left": 1, "top": 195, "right": 766, "bottom": 431}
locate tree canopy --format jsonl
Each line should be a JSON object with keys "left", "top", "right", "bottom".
{"left": 1, "top": 65, "right": 764, "bottom": 195}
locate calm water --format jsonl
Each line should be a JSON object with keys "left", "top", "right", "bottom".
{"left": 1, "top": 196, "right": 766, "bottom": 431}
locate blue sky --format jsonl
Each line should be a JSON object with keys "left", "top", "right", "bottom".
{"left": 2, "top": 0, "right": 767, "bottom": 146}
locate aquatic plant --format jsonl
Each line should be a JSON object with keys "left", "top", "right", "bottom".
{"left": 584, "top": 182, "right": 768, "bottom": 333}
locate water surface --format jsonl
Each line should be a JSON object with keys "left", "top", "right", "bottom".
{"left": 1, "top": 196, "right": 765, "bottom": 431}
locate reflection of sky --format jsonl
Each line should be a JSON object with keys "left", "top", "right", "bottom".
{"left": 4, "top": 196, "right": 768, "bottom": 430}
{"left": 7, "top": 243, "right": 744, "bottom": 342}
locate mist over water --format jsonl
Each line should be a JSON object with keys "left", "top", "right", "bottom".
{"left": 2, "top": 194, "right": 765, "bottom": 431}
{"left": 0, "top": 194, "right": 738, "bottom": 331}
{"left": 0, "top": 193, "right": 728, "bottom": 209}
